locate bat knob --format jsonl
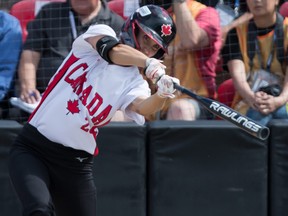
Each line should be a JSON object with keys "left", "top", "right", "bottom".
{"left": 258, "top": 127, "right": 270, "bottom": 141}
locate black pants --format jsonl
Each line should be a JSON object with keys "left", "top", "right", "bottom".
{"left": 9, "top": 124, "right": 97, "bottom": 216}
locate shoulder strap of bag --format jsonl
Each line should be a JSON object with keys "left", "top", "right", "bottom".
{"left": 275, "top": 13, "right": 284, "bottom": 63}
{"left": 247, "top": 13, "right": 284, "bottom": 69}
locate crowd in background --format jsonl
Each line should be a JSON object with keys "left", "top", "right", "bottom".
{"left": 1, "top": 0, "right": 288, "bottom": 126}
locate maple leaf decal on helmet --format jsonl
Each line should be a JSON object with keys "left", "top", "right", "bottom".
{"left": 161, "top": 24, "right": 172, "bottom": 37}
{"left": 66, "top": 99, "right": 80, "bottom": 115}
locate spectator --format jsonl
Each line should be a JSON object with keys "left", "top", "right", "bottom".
{"left": 17, "top": 0, "right": 124, "bottom": 108}
{"left": 222, "top": 0, "right": 288, "bottom": 126}
{"left": 9, "top": 5, "right": 178, "bottom": 216}
{"left": 0, "top": 9, "right": 22, "bottom": 118}
{"left": 141, "top": 0, "right": 222, "bottom": 120}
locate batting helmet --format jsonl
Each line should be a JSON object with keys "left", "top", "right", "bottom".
{"left": 120, "top": 4, "right": 176, "bottom": 59}
{"left": 139, "top": 0, "right": 173, "bottom": 10}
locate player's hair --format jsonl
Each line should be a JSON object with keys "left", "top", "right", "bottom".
{"left": 120, "top": 5, "right": 176, "bottom": 59}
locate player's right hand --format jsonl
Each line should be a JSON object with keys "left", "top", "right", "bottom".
{"left": 144, "top": 58, "right": 166, "bottom": 84}
{"left": 156, "top": 75, "right": 180, "bottom": 98}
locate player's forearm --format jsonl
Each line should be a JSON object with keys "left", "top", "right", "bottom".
{"left": 129, "top": 94, "right": 167, "bottom": 116}
{"left": 109, "top": 44, "right": 148, "bottom": 68}
{"left": 18, "top": 50, "right": 40, "bottom": 90}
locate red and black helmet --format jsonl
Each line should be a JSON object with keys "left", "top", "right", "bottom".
{"left": 120, "top": 4, "right": 176, "bottom": 59}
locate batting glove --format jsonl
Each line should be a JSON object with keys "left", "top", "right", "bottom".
{"left": 145, "top": 58, "right": 166, "bottom": 84}
{"left": 157, "top": 75, "right": 180, "bottom": 98}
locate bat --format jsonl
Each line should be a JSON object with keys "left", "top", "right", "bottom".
{"left": 173, "top": 83, "right": 270, "bottom": 141}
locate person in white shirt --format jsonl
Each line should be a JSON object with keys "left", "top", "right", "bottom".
{"left": 9, "top": 5, "right": 178, "bottom": 216}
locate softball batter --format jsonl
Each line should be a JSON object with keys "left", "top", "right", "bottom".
{"left": 9, "top": 5, "right": 178, "bottom": 216}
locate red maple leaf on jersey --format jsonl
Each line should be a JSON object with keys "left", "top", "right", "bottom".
{"left": 66, "top": 99, "right": 80, "bottom": 115}
{"left": 161, "top": 24, "right": 172, "bottom": 37}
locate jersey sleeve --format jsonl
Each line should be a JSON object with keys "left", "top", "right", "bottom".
{"left": 82, "top": 24, "right": 118, "bottom": 40}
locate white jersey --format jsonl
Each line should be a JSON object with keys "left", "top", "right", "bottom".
{"left": 29, "top": 24, "right": 151, "bottom": 155}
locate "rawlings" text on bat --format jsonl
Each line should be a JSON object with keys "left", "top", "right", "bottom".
{"left": 174, "top": 83, "right": 270, "bottom": 141}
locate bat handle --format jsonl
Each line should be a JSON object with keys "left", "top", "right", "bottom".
{"left": 173, "top": 82, "right": 184, "bottom": 92}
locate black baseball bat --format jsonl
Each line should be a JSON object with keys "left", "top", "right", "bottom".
{"left": 174, "top": 83, "right": 270, "bottom": 141}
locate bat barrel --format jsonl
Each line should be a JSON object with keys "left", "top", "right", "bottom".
{"left": 173, "top": 83, "right": 270, "bottom": 141}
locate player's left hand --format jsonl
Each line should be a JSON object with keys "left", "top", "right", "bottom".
{"left": 156, "top": 75, "right": 180, "bottom": 98}
{"left": 145, "top": 58, "right": 166, "bottom": 84}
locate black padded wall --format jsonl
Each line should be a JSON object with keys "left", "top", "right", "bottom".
{"left": 93, "top": 122, "right": 147, "bottom": 216}
{"left": 147, "top": 120, "right": 268, "bottom": 216}
{"left": 269, "top": 120, "right": 288, "bottom": 216}
{"left": 0, "top": 120, "right": 23, "bottom": 216}
{"left": 0, "top": 121, "right": 147, "bottom": 216}
{"left": 2, "top": 119, "right": 285, "bottom": 216}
